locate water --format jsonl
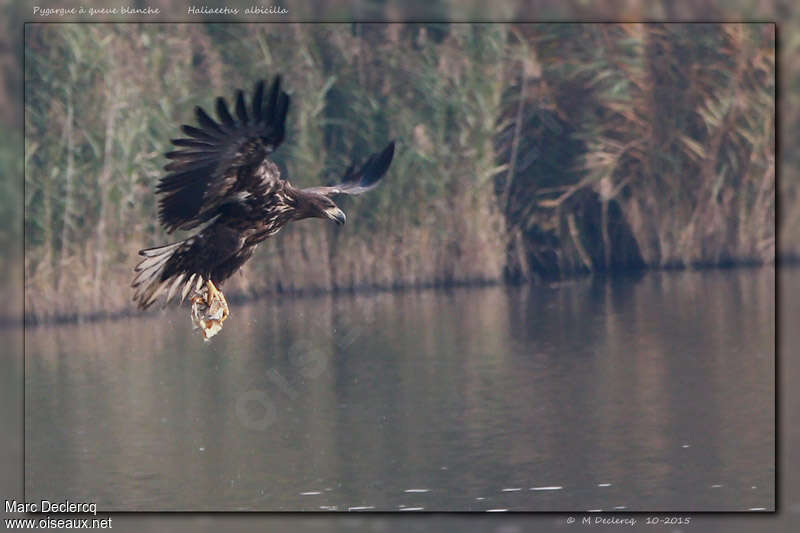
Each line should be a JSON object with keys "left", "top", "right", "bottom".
{"left": 25, "top": 269, "right": 774, "bottom": 511}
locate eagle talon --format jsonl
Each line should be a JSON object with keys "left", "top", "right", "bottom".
{"left": 190, "top": 280, "right": 229, "bottom": 340}
{"left": 207, "top": 280, "right": 230, "bottom": 323}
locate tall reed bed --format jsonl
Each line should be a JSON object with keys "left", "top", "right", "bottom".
{"left": 496, "top": 24, "right": 774, "bottom": 279}
{"left": 23, "top": 22, "right": 774, "bottom": 321}
{"left": 24, "top": 24, "right": 508, "bottom": 320}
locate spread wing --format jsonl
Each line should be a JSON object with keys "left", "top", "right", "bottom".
{"left": 156, "top": 76, "right": 291, "bottom": 233}
{"left": 304, "top": 141, "right": 395, "bottom": 197}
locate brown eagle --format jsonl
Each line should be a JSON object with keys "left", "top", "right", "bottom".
{"left": 132, "top": 76, "right": 394, "bottom": 339}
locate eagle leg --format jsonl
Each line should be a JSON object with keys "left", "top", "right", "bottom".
{"left": 207, "top": 280, "right": 230, "bottom": 323}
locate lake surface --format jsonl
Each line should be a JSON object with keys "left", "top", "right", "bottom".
{"left": 25, "top": 269, "right": 774, "bottom": 511}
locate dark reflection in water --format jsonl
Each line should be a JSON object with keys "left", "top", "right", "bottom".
{"left": 25, "top": 269, "right": 774, "bottom": 511}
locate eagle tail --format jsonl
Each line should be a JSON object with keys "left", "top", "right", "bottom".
{"left": 132, "top": 240, "right": 204, "bottom": 310}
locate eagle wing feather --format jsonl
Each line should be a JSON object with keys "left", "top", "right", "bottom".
{"left": 157, "top": 76, "right": 291, "bottom": 233}
{"left": 303, "top": 141, "right": 395, "bottom": 197}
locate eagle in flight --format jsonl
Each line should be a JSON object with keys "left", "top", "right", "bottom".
{"left": 132, "top": 76, "right": 395, "bottom": 339}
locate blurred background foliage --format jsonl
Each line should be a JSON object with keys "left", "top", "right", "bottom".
{"left": 1, "top": 1, "right": 784, "bottom": 322}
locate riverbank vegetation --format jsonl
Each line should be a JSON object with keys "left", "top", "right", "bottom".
{"left": 22, "top": 22, "right": 775, "bottom": 322}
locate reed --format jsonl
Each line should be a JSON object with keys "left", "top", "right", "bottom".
{"left": 20, "top": 21, "right": 776, "bottom": 322}
{"left": 496, "top": 23, "right": 774, "bottom": 279}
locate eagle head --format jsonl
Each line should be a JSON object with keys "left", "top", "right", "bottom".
{"left": 296, "top": 191, "right": 346, "bottom": 226}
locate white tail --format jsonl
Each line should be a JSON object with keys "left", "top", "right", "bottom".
{"left": 132, "top": 240, "right": 204, "bottom": 310}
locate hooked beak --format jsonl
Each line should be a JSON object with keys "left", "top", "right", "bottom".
{"left": 324, "top": 207, "right": 347, "bottom": 226}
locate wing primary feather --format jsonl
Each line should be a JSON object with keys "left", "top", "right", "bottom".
{"left": 216, "top": 97, "right": 235, "bottom": 129}
{"left": 181, "top": 124, "right": 219, "bottom": 142}
{"left": 303, "top": 140, "right": 395, "bottom": 197}
{"left": 171, "top": 138, "right": 215, "bottom": 148}
{"left": 235, "top": 90, "right": 248, "bottom": 124}
{"left": 157, "top": 167, "right": 212, "bottom": 191}
{"left": 273, "top": 93, "right": 290, "bottom": 145}
{"left": 266, "top": 76, "right": 281, "bottom": 123}
{"left": 195, "top": 106, "right": 225, "bottom": 136}
{"left": 162, "top": 158, "right": 217, "bottom": 174}
{"left": 163, "top": 153, "right": 218, "bottom": 167}
{"left": 361, "top": 141, "right": 395, "bottom": 187}
{"left": 165, "top": 150, "right": 216, "bottom": 160}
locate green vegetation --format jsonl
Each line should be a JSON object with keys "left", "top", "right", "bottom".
{"left": 21, "top": 23, "right": 775, "bottom": 321}
{"left": 497, "top": 24, "right": 774, "bottom": 278}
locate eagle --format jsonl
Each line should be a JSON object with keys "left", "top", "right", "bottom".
{"left": 132, "top": 76, "right": 395, "bottom": 339}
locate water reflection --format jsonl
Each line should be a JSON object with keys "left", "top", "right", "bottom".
{"left": 26, "top": 269, "right": 774, "bottom": 511}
